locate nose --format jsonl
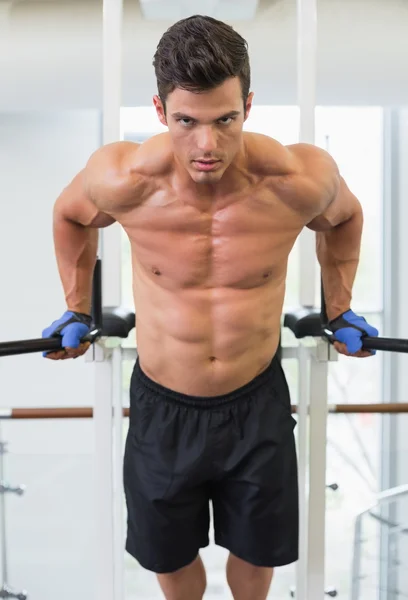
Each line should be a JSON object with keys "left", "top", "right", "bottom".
{"left": 196, "top": 126, "right": 217, "bottom": 154}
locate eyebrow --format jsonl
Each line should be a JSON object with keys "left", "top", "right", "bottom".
{"left": 171, "top": 110, "right": 241, "bottom": 121}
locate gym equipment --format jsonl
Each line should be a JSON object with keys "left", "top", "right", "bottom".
{"left": 1, "top": 282, "right": 408, "bottom": 600}
{"left": 0, "top": 258, "right": 135, "bottom": 600}
{"left": 0, "top": 438, "right": 27, "bottom": 600}
{"left": 0, "top": 259, "right": 103, "bottom": 359}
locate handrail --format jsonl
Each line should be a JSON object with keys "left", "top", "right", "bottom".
{"left": 0, "top": 259, "right": 103, "bottom": 358}
{"left": 354, "top": 336, "right": 408, "bottom": 353}
{"left": 351, "top": 484, "right": 408, "bottom": 600}
{"left": 1, "top": 403, "right": 408, "bottom": 419}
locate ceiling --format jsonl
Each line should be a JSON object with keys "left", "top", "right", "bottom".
{"left": 3, "top": 0, "right": 263, "bottom": 19}
{"left": 138, "top": 0, "right": 260, "bottom": 20}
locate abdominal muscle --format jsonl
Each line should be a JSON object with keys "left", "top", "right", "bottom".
{"left": 132, "top": 272, "right": 285, "bottom": 397}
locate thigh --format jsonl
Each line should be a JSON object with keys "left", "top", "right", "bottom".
{"left": 123, "top": 391, "right": 211, "bottom": 573}
{"left": 213, "top": 425, "right": 298, "bottom": 567}
{"left": 212, "top": 362, "right": 299, "bottom": 567}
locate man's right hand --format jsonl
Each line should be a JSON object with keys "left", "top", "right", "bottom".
{"left": 42, "top": 311, "right": 92, "bottom": 360}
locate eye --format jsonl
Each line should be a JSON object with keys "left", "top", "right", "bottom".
{"left": 178, "top": 118, "right": 195, "bottom": 127}
{"left": 217, "top": 117, "right": 234, "bottom": 125}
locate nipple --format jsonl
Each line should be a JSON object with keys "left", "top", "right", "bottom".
{"left": 263, "top": 271, "right": 272, "bottom": 279}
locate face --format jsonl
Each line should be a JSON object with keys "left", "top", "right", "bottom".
{"left": 153, "top": 77, "right": 253, "bottom": 185}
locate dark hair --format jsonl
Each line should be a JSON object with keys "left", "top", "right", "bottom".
{"left": 153, "top": 15, "right": 251, "bottom": 107}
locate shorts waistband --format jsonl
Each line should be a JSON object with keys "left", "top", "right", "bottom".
{"left": 133, "top": 356, "right": 278, "bottom": 409}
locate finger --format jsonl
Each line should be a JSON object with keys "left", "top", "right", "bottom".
{"left": 45, "top": 341, "right": 91, "bottom": 360}
{"left": 355, "top": 350, "right": 375, "bottom": 358}
{"left": 333, "top": 342, "right": 349, "bottom": 355}
{"left": 45, "top": 350, "right": 67, "bottom": 360}
{"left": 62, "top": 343, "right": 91, "bottom": 359}
{"left": 66, "top": 342, "right": 90, "bottom": 355}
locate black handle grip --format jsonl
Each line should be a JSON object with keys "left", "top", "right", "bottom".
{"left": 91, "top": 258, "right": 103, "bottom": 330}
{"left": 0, "top": 329, "right": 100, "bottom": 358}
{"left": 361, "top": 336, "right": 408, "bottom": 353}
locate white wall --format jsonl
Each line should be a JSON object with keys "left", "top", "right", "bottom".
{"left": 1, "top": 0, "right": 408, "bottom": 110}
{"left": 0, "top": 111, "right": 101, "bottom": 600}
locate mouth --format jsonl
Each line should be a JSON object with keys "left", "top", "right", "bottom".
{"left": 193, "top": 160, "right": 221, "bottom": 172}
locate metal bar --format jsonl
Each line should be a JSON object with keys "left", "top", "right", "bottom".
{"left": 327, "top": 403, "right": 408, "bottom": 414}
{"left": 0, "top": 259, "right": 103, "bottom": 357}
{"left": 112, "top": 346, "right": 125, "bottom": 600}
{"left": 3, "top": 404, "right": 408, "bottom": 420}
{"left": 352, "top": 485, "right": 408, "bottom": 600}
{"left": 295, "top": 344, "right": 310, "bottom": 600}
{"left": 99, "top": 0, "right": 124, "bottom": 596}
{"left": 380, "top": 107, "right": 400, "bottom": 600}
{"left": 9, "top": 408, "right": 95, "bottom": 419}
{"left": 307, "top": 344, "right": 328, "bottom": 600}
{"left": 91, "top": 258, "right": 103, "bottom": 330}
{"left": 321, "top": 330, "right": 408, "bottom": 354}
{"left": 101, "top": 0, "right": 123, "bottom": 310}
{"left": 350, "top": 514, "right": 363, "bottom": 600}
{"left": 0, "top": 436, "right": 9, "bottom": 586}
{"left": 376, "top": 483, "right": 408, "bottom": 504}
{"left": 297, "top": 0, "right": 318, "bottom": 309}
{"left": 361, "top": 336, "right": 408, "bottom": 353}
{"left": 94, "top": 352, "right": 115, "bottom": 600}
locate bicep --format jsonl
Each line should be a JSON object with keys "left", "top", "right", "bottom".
{"left": 53, "top": 170, "right": 116, "bottom": 229}
{"left": 306, "top": 176, "right": 362, "bottom": 232}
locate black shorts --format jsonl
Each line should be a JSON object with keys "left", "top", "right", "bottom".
{"left": 124, "top": 355, "right": 298, "bottom": 574}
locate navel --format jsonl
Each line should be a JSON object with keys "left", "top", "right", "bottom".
{"left": 151, "top": 266, "right": 161, "bottom": 276}
{"left": 209, "top": 356, "right": 217, "bottom": 363}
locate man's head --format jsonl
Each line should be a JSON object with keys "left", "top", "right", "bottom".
{"left": 152, "top": 15, "right": 253, "bottom": 184}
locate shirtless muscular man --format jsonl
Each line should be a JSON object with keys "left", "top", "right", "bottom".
{"left": 43, "top": 15, "right": 379, "bottom": 600}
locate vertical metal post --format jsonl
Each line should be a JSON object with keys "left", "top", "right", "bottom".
{"left": 0, "top": 430, "right": 27, "bottom": 600}
{"left": 102, "top": 0, "right": 123, "bottom": 309}
{"left": 296, "top": 343, "right": 311, "bottom": 600}
{"left": 0, "top": 438, "right": 9, "bottom": 588}
{"left": 113, "top": 345, "right": 125, "bottom": 600}
{"left": 297, "top": 0, "right": 318, "bottom": 308}
{"left": 93, "top": 1, "right": 123, "bottom": 600}
{"left": 93, "top": 347, "right": 115, "bottom": 600}
{"left": 380, "top": 108, "right": 400, "bottom": 600}
{"left": 307, "top": 341, "right": 329, "bottom": 600}
{"left": 350, "top": 514, "right": 363, "bottom": 600}
{"left": 296, "top": 1, "right": 321, "bottom": 598}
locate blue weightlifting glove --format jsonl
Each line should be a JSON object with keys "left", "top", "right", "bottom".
{"left": 325, "top": 310, "right": 379, "bottom": 355}
{"left": 42, "top": 311, "right": 92, "bottom": 357}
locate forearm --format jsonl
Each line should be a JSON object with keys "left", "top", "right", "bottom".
{"left": 316, "top": 203, "right": 363, "bottom": 321}
{"left": 53, "top": 211, "right": 98, "bottom": 315}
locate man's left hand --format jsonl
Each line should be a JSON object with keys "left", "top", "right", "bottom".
{"left": 325, "top": 309, "right": 379, "bottom": 358}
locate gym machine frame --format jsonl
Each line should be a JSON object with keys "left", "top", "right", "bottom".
{"left": 1, "top": 260, "right": 408, "bottom": 600}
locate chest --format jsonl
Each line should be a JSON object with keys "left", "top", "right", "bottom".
{"left": 123, "top": 192, "right": 305, "bottom": 289}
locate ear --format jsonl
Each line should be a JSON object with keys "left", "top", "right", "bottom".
{"left": 244, "top": 92, "right": 254, "bottom": 121}
{"left": 153, "top": 95, "right": 167, "bottom": 127}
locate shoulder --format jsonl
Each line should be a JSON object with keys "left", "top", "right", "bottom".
{"left": 284, "top": 143, "right": 341, "bottom": 214}
{"left": 245, "top": 135, "right": 339, "bottom": 215}
{"left": 83, "top": 135, "right": 173, "bottom": 212}
{"left": 244, "top": 132, "right": 295, "bottom": 176}
{"left": 288, "top": 142, "right": 338, "bottom": 178}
